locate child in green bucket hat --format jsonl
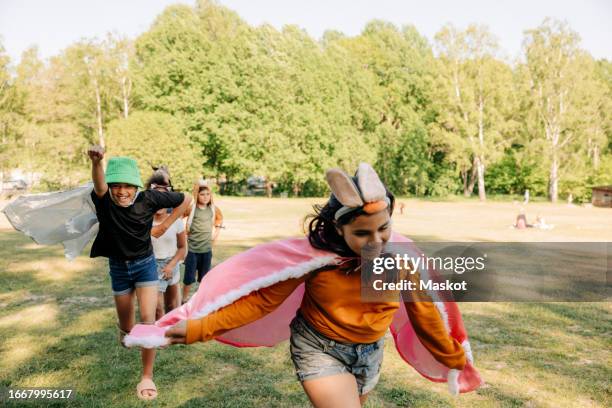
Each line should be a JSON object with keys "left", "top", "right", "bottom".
{"left": 105, "top": 156, "right": 144, "bottom": 186}
{"left": 103, "top": 156, "right": 143, "bottom": 206}
{"left": 87, "top": 145, "right": 192, "bottom": 400}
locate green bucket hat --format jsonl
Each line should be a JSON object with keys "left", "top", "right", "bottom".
{"left": 105, "top": 157, "right": 143, "bottom": 188}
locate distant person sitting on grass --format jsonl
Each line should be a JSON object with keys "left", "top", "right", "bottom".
{"left": 513, "top": 208, "right": 533, "bottom": 229}
{"left": 514, "top": 213, "right": 531, "bottom": 229}
{"left": 533, "top": 214, "right": 554, "bottom": 230}
{"left": 87, "top": 146, "right": 191, "bottom": 401}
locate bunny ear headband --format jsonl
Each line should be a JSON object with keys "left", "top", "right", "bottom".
{"left": 326, "top": 162, "right": 390, "bottom": 220}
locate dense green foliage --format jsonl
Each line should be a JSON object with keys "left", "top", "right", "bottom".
{"left": 105, "top": 111, "right": 201, "bottom": 191}
{"left": 1, "top": 1, "right": 610, "bottom": 200}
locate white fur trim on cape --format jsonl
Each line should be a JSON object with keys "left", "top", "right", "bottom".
{"left": 122, "top": 254, "right": 338, "bottom": 348}
{"left": 447, "top": 368, "right": 460, "bottom": 395}
{"left": 434, "top": 301, "right": 450, "bottom": 333}
{"left": 462, "top": 340, "right": 473, "bottom": 364}
{"left": 409, "top": 250, "right": 450, "bottom": 333}
{"left": 124, "top": 335, "right": 169, "bottom": 349}
{"left": 190, "top": 255, "right": 338, "bottom": 320}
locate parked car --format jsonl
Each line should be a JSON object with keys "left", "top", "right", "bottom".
{"left": 246, "top": 176, "right": 267, "bottom": 196}
{"left": 2, "top": 179, "right": 27, "bottom": 192}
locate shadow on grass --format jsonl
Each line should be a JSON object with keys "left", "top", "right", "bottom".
{"left": 1, "top": 309, "right": 309, "bottom": 407}
{"left": 0, "top": 231, "right": 310, "bottom": 407}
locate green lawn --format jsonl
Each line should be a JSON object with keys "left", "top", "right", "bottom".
{"left": 1, "top": 197, "right": 610, "bottom": 407}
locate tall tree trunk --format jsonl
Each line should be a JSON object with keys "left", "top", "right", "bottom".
{"left": 477, "top": 96, "right": 486, "bottom": 201}
{"left": 549, "top": 150, "right": 559, "bottom": 203}
{"left": 461, "top": 168, "right": 468, "bottom": 196}
{"left": 466, "top": 158, "right": 478, "bottom": 196}
{"left": 94, "top": 77, "right": 104, "bottom": 147}
{"left": 121, "top": 76, "right": 131, "bottom": 119}
{"left": 593, "top": 144, "right": 600, "bottom": 169}
{"left": 476, "top": 156, "right": 486, "bottom": 201}
{"left": 93, "top": 76, "right": 106, "bottom": 169}
{"left": 548, "top": 124, "right": 559, "bottom": 203}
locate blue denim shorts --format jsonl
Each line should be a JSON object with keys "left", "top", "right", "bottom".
{"left": 289, "top": 313, "right": 385, "bottom": 395}
{"left": 108, "top": 254, "right": 158, "bottom": 296}
{"left": 156, "top": 257, "right": 180, "bottom": 293}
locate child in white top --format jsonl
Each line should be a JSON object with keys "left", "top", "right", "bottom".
{"left": 147, "top": 170, "right": 187, "bottom": 319}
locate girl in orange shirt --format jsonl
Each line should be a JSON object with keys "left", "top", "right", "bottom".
{"left": 163, "top": 163, "right": 473, "bottom": 407}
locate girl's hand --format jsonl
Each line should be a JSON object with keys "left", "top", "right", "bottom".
{"left": 87, "top": 145, "right": 105, "bottom": 163}
{"left": 162, "top": 264, "right": 173, "bottom": 280}
{"left": 398, "top": 260, "right": 414, "bottom": 281}
{"left": 165, "top": 321, "right": 187, "bottom": 344}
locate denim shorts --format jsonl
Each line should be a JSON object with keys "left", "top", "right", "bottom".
{"left": 184, "top": 250, "right": 212, "bottom": 285}
{"left": 108, "top": 254, "right": 158, "bottom": 296}
{"left": 156, "top": 257, "right": 180, "bottom": 293}
{"left": 289, "top": 313, "right": 385, "bottom": 395}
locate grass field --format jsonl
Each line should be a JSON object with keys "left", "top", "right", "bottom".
{"left": 0, "top": 197, "right": 610, "bottom": 407}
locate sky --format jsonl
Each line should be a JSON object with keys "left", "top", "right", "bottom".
{"left": 1, "top": 0, "right": 610, "bottom": 64}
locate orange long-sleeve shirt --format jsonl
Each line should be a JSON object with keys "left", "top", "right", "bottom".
{"left": 186, "top": 266, "right": 466, "bottom": 369}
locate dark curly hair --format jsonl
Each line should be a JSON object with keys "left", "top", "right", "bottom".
{"left": 305, "top": 176, "right": 395, "bottom": 257}
{"left": 145, "top": 168, "right": 172, "bottom": 190}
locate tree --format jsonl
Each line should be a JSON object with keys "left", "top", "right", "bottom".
{"left": 12, "top": 38, "right": 135, "bottom": 189}
{"left": 67, "top": 37, "right": 134, "bottom": 148}
{"left": 521, "top": 19, "right": 596, "bottom": 202}
{"left": 434, "top": 24, "right": 516, "bottom": 201}
{"left": 0, "top": 41, "right": 25, "bottom": 191}
{"left": 132, "top": 2, "right": 252, "bottom": 179}
{"left": 339, "top": 21, "right": 440, "bottom": 196}
{"left": 588, "top": 59, "right": 612, "bottom": 170}
{"left": 6, "top": 1, "right": 605, "bottom": 199}
{"left": 132, "top": 0, "right": 378, "bottom": 194}
{"left": 105, "top": 111, "right": 201, "bottom": 191}
{"left": 110, "top": 36, "right": 134, "bottom": 119}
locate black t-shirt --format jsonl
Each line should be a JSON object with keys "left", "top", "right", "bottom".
{"left": 90, "top": 189, "right": 185, "bottom": 260}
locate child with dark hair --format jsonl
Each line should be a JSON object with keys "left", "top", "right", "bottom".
{"left": 87, "top": 146, "right": 191, "bottom": 400}
{"left": 181, "top": 180, "right": 223, "bottom": 301}
{"left": 146, "top": 169, "right": 187, "bottom": 318}
{"left": 160, "top": 163, "right": 475, "bottom": 407}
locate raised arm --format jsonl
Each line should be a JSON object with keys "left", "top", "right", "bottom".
{"left": 87, "top": 145, "right": 107, "bottom": 197}
{"left": 166, "top": 276, "right": 306, "bottom": 344}
{"left": 151, "top": 195, "right": 192, "bottom": 238}
{"left": 182, "top": 179, "right": 205, "bottom": 221}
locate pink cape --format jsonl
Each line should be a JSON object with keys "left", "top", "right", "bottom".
{"left": 125, "top": 233, "right": 483, "bottom": 393}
